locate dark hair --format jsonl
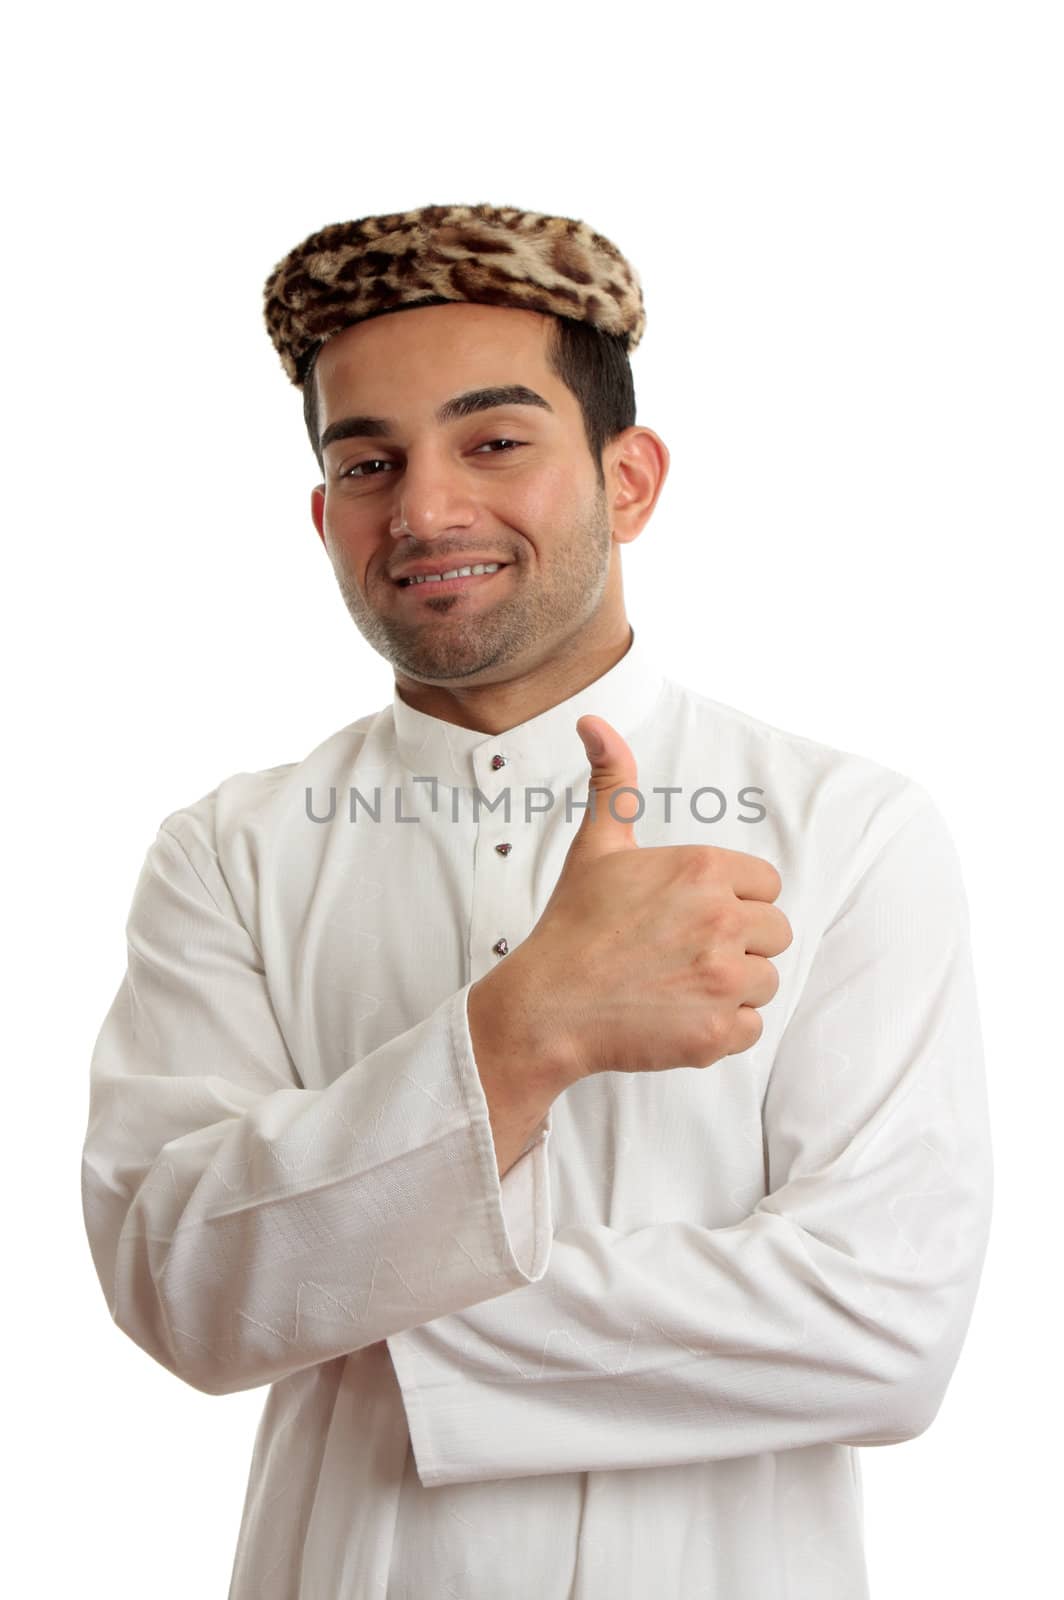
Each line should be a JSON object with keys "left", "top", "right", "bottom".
{"left": 302, "top": 307, "right": 636, "bottom": 491}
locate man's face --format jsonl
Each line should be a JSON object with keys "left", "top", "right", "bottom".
{"left": 309, "top": 302, "right": 619, "bottom": 685}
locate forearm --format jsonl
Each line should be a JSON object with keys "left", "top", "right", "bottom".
{"left": 388, "top": 1201, "right": 991, "bottom": 1487}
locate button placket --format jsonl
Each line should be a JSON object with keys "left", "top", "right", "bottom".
{"left": 489, "top": 753, "right": 512, "bottom": 858}
{"left": 472, "top": 748, "right": 517, "bottom": 965}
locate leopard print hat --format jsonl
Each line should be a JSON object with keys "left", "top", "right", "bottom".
{"left": 262, "top": 201, "right": 647, "bottom": 386}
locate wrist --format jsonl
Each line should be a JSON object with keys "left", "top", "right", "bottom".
{"left": 468, "top": 946, "right": 583, "bottom": 1099}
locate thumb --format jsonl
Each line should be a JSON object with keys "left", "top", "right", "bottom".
{"left": 571, "top": 716, "right": 642, "bottom": 855}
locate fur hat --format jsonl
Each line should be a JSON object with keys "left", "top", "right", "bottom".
{"left": 263, "top": 201, "right": 646, "bottom": 386}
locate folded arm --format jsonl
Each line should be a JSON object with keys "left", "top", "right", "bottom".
{"left": 81, "top": 823, "right": 554, "bottom": 1397}
{"left": 386, "top": 798, "right": 995, "bottom": 1486}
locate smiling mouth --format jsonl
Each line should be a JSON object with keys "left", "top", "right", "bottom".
{"left": 395, "top": 562, "right": 511, "bottom": 593}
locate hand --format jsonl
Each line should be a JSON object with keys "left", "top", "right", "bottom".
{"left": 501, "top": 714, "right": 793, "bottom": 1083}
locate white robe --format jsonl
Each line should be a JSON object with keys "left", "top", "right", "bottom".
{"left": 81, "top": 626, "right": 994, "bottom": 1598}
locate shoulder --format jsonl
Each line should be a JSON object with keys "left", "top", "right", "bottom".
{"left": 658, "top": 672, "right": 932, "bottom": 810}
{"left": 651, "top": 673, "right": 942, "bottom": 905}
{"left": 152, "top": 709, "right": 387, "bottom": 902}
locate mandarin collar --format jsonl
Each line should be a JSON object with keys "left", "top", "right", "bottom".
{"left": 389, "top": 626, "right": 666, "bottom": 790}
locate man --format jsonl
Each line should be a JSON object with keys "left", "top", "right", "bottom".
{"left": 81, "top": 202, "right": 994, "bottom": 1598}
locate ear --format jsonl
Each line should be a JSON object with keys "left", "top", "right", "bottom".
{"left": 605, "top": 427, "right": 669, "bottom": 548}
{"left": 310, "top": 484, "right": 326, "bottom": 547}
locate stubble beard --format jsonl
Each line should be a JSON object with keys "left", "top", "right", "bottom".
{"left": 332, "top": 490, "right": 614, "bottom": 682}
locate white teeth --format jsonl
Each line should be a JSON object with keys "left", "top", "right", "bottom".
{"left": 402, "top": 563, "right": 502, "bottom": 586}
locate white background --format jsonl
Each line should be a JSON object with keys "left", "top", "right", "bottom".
{"left": 6, "top": 1, "right": 1059, "bottom": 1593}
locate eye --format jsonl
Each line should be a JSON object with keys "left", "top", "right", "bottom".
{"left": 338, "top": 439, "right": 525, "bottom": 479}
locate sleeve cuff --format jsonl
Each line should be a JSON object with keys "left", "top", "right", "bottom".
{"left": 451, "top": 982, "right": 554, "bottom": 1283}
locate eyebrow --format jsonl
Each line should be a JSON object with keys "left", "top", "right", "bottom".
{"left": 319, "top": 385, "right": 554, "bottom": 455}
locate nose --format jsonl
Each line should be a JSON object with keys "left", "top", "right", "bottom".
{"left": 387, "top": 446, "right": 478, "bottom": 543}
{"left": 389, "top": 506, "right": 476, "bottom": 543}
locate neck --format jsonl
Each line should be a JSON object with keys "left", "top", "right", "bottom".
{"left": 393, "top": 619, "right": 634, "bottom": 736}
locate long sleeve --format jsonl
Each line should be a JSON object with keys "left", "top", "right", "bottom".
{"left": 386, "top": 797, "right": 994, "bottom": 1487}
{"left": 80, "top": 824, "right": 553, "bottom": 1398}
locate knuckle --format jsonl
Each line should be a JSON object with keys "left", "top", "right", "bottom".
{"left": 680, "top": 848, "right": 717, "bottom": 886}
{"left": 723, "top": 1006, "right": 761, "bottom": 1056}
{"left": 692, "top": 947, "right": 737, "bottom": 994}
{"left": 693, "top": 1011, "right": 729, "bottom": 1061}
{"left": 708, "top": 902, "right": 743, "bottom": 942}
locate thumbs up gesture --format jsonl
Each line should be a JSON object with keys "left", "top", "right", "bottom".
{"left": 507, "top": 714, "right": 793, "bottom": 1084}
